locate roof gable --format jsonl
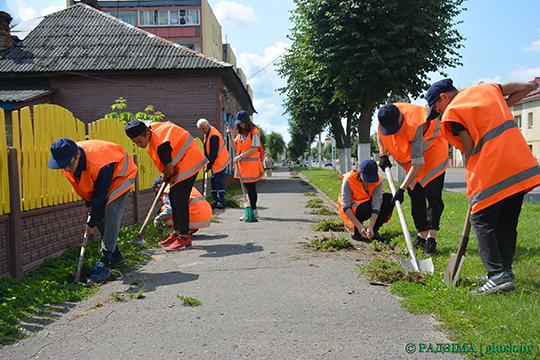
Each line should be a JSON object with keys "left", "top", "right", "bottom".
{"left": 0, "top": 3, "right": 231, "bottom": 74}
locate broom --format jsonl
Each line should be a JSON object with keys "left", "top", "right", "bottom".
{"left": 228, "top": 130, "right": 258, "bottom": 222}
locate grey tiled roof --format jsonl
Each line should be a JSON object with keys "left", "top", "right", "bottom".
{"left": 0, "top": 88, "right": 55, "bottom": 102}
{"left": 0, "top": 4, "right": 231, "bottom": 74}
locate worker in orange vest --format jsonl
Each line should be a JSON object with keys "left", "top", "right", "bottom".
{"left": 196, "top": 118, "right": 231, "bottom": 209}
{"left": 48, "top": 138, "right": 138, "bottom": 284}
{"left": 152, "top": 176, "right": 212, "bottom": 234}
{"left": 125, "top": 120, "right": 208, "bottom": 251}
{"left": 226, "top": 110, "right": 265, "bottom": 220}
{"left": 338, "top": 160, "right": 394, "bottom": 242}
{"left": 377, "top": 103, "right": 448, "bottom": 256}
{"left": 427, "top": 78, "right": 540, "bottom": 294}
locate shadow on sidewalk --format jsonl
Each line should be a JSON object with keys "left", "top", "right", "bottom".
{"left": 196, "top": 242, "right": 263, "bottom": 258}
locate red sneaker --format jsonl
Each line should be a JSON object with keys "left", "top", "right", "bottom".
{"left": 158, "top": 233, "right": 178, "bottom": 246}
{"left": 165, "top": 236, "right": 192, "bottom": 251}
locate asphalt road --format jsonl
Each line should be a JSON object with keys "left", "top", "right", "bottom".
{"left": 0, "top": 167, "right": 463, "bottom": 360}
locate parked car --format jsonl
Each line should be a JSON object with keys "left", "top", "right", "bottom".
{"left": 325, "top": 160, "right": 333, "bottom": 167}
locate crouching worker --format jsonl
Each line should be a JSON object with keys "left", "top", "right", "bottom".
{"left": 152, "top": 177, "right": 212, "bottom": 238}
{"left": 48, "top": 138, "right": 137, "bottom": 284}
{"left": 338, "top": 160, "right": 394, "bottom": 242}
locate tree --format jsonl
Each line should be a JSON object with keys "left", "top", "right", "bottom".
{"left": 266, "top": 132, "right": 286, "bottom": 160}
{"left": 284, "top": 0, "right": 465, "bottom": 169}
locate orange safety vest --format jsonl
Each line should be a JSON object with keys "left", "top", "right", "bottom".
{"left": 61, "top": 140, "right": 137, "bottom": 206}
{"left": 160, "top": 187, "right": 212, "bottom": 229}
{"left": 441, "top": 83, "right": 540, "bottom": 214}
{"left": 378, "top": 103, "right": 448, "bottom": 189}
{"left": 234, "top": 126, "right": 264, "bottom": 183}
{"left": 204, "top": 125, "right": 231, "bottom": 173}
{"left": 147, "top": 122, "right": 208, "bottom": 187}
{"left": 338, "top": 170, "right": 383, "bottom": 235}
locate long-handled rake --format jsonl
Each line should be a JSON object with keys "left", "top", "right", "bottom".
{"left": 129, "top": 181, "right": 167, "bottom": 244}
{"left": 385, "top": 167, "right": 433, "bottom": 273}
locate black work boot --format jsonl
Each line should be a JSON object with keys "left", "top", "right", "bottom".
{"left": 423, "top": 237, "right": 437, "bottom": 256}
{"left": 413, "top": 236, "right": 426, "bottom": 249}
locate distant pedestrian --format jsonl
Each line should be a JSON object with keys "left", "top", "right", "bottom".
{"left": 125, "top": 120, "right": 208, "bottom": 251}
{"left": 426, "top": 78, "right": 540, "bottom": 294}
{"left": 263, "top": 153, "right": 274, "bottom": 178}
{"left": 338, "top": 160, "right": 394, "bottom": 242}
{"left": 377, "top": 103, "right": 448, "bottom": 256}
{"left": 196, "top": 118, "right": 231, "bottom": 209}
{"left": 48, "top": 138, "right": 137, "bottom": 284}
{"left": 226, "top": 110, "right": 264, "bottom": 220}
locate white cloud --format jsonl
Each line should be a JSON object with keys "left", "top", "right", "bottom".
{"left": 40, "top": 5, "right": 65, "bottom": 17}
{"left": 510, "top": 66, "right": 540, "bottom": 81}
{"left": 523, "top": 39, "right": 540, "bottom": 53}
{"left": 213, "top": 1, "right": 258, "bottom": 25}
{"left": 470, "top": 76, "right": 501, "bottom": 85}
{"left": 9, "top": 0, "right": 36, "bottom": 22}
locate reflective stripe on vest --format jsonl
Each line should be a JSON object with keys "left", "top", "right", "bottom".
{"left": 441, "top": 83, "right": 540, "bottom": 213}
{"left": 379, "top": 103, "right": 448, "bottom": 189}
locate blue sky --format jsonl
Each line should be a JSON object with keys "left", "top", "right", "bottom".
{"left": 3, "top": 0, "right": 540, "bottom": 143}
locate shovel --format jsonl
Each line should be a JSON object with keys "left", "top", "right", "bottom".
{"left": 385, "top": 167, "right": 434, "bottom": 273}
{"left": 129, "top": 180, "right": 167, "bottom": 244}
{"left": 72, "top": 215, "right": 91, "bottom": 284}
{"left": 444, "top": 205, "right": 472, "bottom": 285}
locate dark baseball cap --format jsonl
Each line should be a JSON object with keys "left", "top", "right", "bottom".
{"left": 125, "top": 119, "right": 148, "bottom": 138}
{"left": 378, "top": 104, "right": 401, "bottom": 136}
{"left": 426, "top": 78, "right": 456, "bottom": 120}
{"left": 359, "top": 159, "right": 379, "bottom": 183}
{"left": 234, "top": 110, "right": 250, "bottom": 125}
{"left": 48, "top": 138, "right": 78, "bottom": 169}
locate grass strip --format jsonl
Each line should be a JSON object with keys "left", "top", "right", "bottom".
{"left": 299, "top": 166, "right": 540, "bottom": 359}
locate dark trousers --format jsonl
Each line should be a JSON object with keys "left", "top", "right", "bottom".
{"left": 169, "top": 173, "right": 198, "bottom": 235}
{"left": 407, "top": 172, "right": 445, "bottom": 233}
{"left": 211, "top": 169, "right": 226, "bottom": 205}
{"left": 244, "top": 182, "right": 258, "bottom": 210}
{"left": 470, "top": 191, "right": 524, "bottom": 277}
{"left": 353, "top": 193, "right": 394, "bottom": 238}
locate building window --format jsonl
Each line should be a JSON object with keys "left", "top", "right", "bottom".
{"left": 515, "top": 115, "right": 521, "bottom": 128}
{"left": 139, "top": 9, "right": 200, "bottom": 27}
{"left": 529, "top": 113, "right": 533, "bottom": 128}
{"left": 181, "top": 43, "right": 195, "bottom": 50}
{"left": 105, "top": 10, "right": 136, "bottom": 26}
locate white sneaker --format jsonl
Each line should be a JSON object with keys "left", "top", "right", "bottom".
{"left": 239, "top": 215, "right": 245, "bottom": 221}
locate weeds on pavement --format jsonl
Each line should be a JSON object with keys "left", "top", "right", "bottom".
{"left": 304, "top": 235, "right": 354, "bottom": 252}
{"left": 314, "top": 218, "right": 345, "bottom": 232}
{"left": 177, "top": 296, "right": 202, "bottom": 307}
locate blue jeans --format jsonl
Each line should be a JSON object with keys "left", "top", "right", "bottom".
{"left": 211, "top": 169, "right": 226, "bottom": 205}
{"left": 96, "top": 190, "right": 129, "bottom": 262}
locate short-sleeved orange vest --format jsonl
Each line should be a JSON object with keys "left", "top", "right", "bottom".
{"left": 147, "top": 122, "right": 208, "bottom": 187}
{"left": 379, "top": 103, "right": 448, "bottom": 189}
{"left": 61, "top": 140, "right": 137, "bottom": 206}
{"left": 338, "top": 170, "right": 383, "bottom": 235}
{"left": 204, "top": 125, "right": 231, "bottom": 173}
{"left": 234, "top": 126, "right": 264, "bottom": 183}
{"left": 441, "top": 83, "right": 540, "bottom": 213}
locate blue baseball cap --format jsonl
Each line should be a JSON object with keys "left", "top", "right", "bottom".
{"left": 48, "top": 138, "right": 78, "bottom": 169}
{"left": 359, "top": 159, "right": 379, "bottom": 183}
{"left": 426, "top": 78, "right": 456, "bottom": 120}
{"left": 234, "top": 110, "right": 250, "bottom": 125}
{"left": 378, "top": 104, "right": 401, "bottom": 136}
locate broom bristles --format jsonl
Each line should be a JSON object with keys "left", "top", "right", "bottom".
{"left": 244, "top": 205, "right": 258, "bottom": 222}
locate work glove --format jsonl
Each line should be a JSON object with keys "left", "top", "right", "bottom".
{"left": 378, "top": 155, "right": 392, "bottom": 171}
{"left": 153, "top": 218, "right": 163, "bottom": 230}
{"left": 392, "top": 188, "right": 405, "bottom": 204}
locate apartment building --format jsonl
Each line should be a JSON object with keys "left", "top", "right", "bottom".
{"left": 512, "top": 77, "right": 540, "bottom": 162}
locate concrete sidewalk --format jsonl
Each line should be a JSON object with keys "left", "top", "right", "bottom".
{"left": 0, "top": 167, "right": 463, "bottom": 359}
